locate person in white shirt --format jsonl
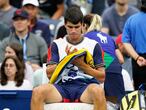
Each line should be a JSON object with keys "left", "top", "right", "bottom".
{"left": 0, "top": 56, "right": 32, "bottom": 90}
{"left": 4, "top": 42, "right": 33, "bottom": 84}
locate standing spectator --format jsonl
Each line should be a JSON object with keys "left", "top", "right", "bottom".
{"left": 31, "top": 5, "right": 106, "bottom": 110}
{"left": 0, "top": 56, "right": 32, "bottom": 90}
{"left": 4, "top": 42, "right": 34, "bottom": 84}
{"left": 0, "top": 9, "right": 48, "bottom": 71}
{"left": 0, "top": 21, "right": 10, "bottom": 41}
{"left": 101, "top": 0, "right": 139, "bottom": 37}
{"left": 83, "top": 14, "right": 125, "bottom": 103}
{"left": 0, "top": 0, "right": 17, "bottom": 26}
{"left": 39, "top": 0, "right": 64, "bottom": 20}
{"left": 122, "top": 0, "right": 146, "bottom": 90}
{"left": 22, "top": 0, "right": 52, "bottom": 47}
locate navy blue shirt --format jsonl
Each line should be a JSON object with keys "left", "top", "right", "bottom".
{"left": 31, "top": 20, "right": 52, "bottom": 47}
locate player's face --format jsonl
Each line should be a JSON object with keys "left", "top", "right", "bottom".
{"left": 65, "top": 21, "right": 82, "bottom": 41}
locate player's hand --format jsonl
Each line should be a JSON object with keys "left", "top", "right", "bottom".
{"left": 65, "top": 45, "right": 78, "bottom": 55}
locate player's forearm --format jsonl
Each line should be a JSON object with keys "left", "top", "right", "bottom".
{"left": 77, "top": 62, "right": 105, "bottom": 83}
{"left": 46, "top": 64, "right": 57, "bottom": 79}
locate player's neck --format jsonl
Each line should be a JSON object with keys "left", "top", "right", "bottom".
{"left": 66, "top": 35, "right": 84, "bottom": 45}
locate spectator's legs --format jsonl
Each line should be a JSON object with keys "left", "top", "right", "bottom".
{"left": 31, "top": 84, "right": 62, "bottom": 110}
{"left": 80, "top": 84, "right": 107, "bottom": 110}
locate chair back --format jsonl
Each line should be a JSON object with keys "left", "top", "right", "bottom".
{"left": 0, "top": 90, "right": 32, "bottom": 110}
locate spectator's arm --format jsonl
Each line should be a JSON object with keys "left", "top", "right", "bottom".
{"left": 123, "top": 43, "right": 146, "bottom": 67}
{"left": 51, "top": 2, "right": 64, "bottom": 20}
{"left": 101, "top": 27, "right": 109, "bottom": 34}
{"left": 115, "top": 48, "right": 124, "bottom": 64}
{"left": 123, "top": 43, "right": 139, "bottom": 61}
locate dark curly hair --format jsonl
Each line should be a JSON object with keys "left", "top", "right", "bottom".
{"left": 64, "top": 5, "right": 83, "bottom": 24}
{"left": 0, "top": 56, "right": 25, "bottom": 87}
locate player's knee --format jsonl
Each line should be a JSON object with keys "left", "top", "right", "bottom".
{"left": 89, "top": 84, "right": 104, "bottom": 97}
{"left": 32, "top": 86, "right": 47, "bottom": 100}
{"left": 32, "top": 87, "right": 42, "bottom": 99}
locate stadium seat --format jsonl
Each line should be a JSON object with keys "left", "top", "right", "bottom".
{"left": 44, "top": 101, "right": 117, "bottom": 110}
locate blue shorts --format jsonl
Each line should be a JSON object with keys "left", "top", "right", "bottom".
{"left": 104, "top": 72, "right": 125, "bottom": 103}
{"left": 54, "top": 78, "right": 99, "bottom": 102}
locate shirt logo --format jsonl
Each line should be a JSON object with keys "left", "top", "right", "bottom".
{"left": 97, "top": 33, "right": 107, "bottom": 44}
